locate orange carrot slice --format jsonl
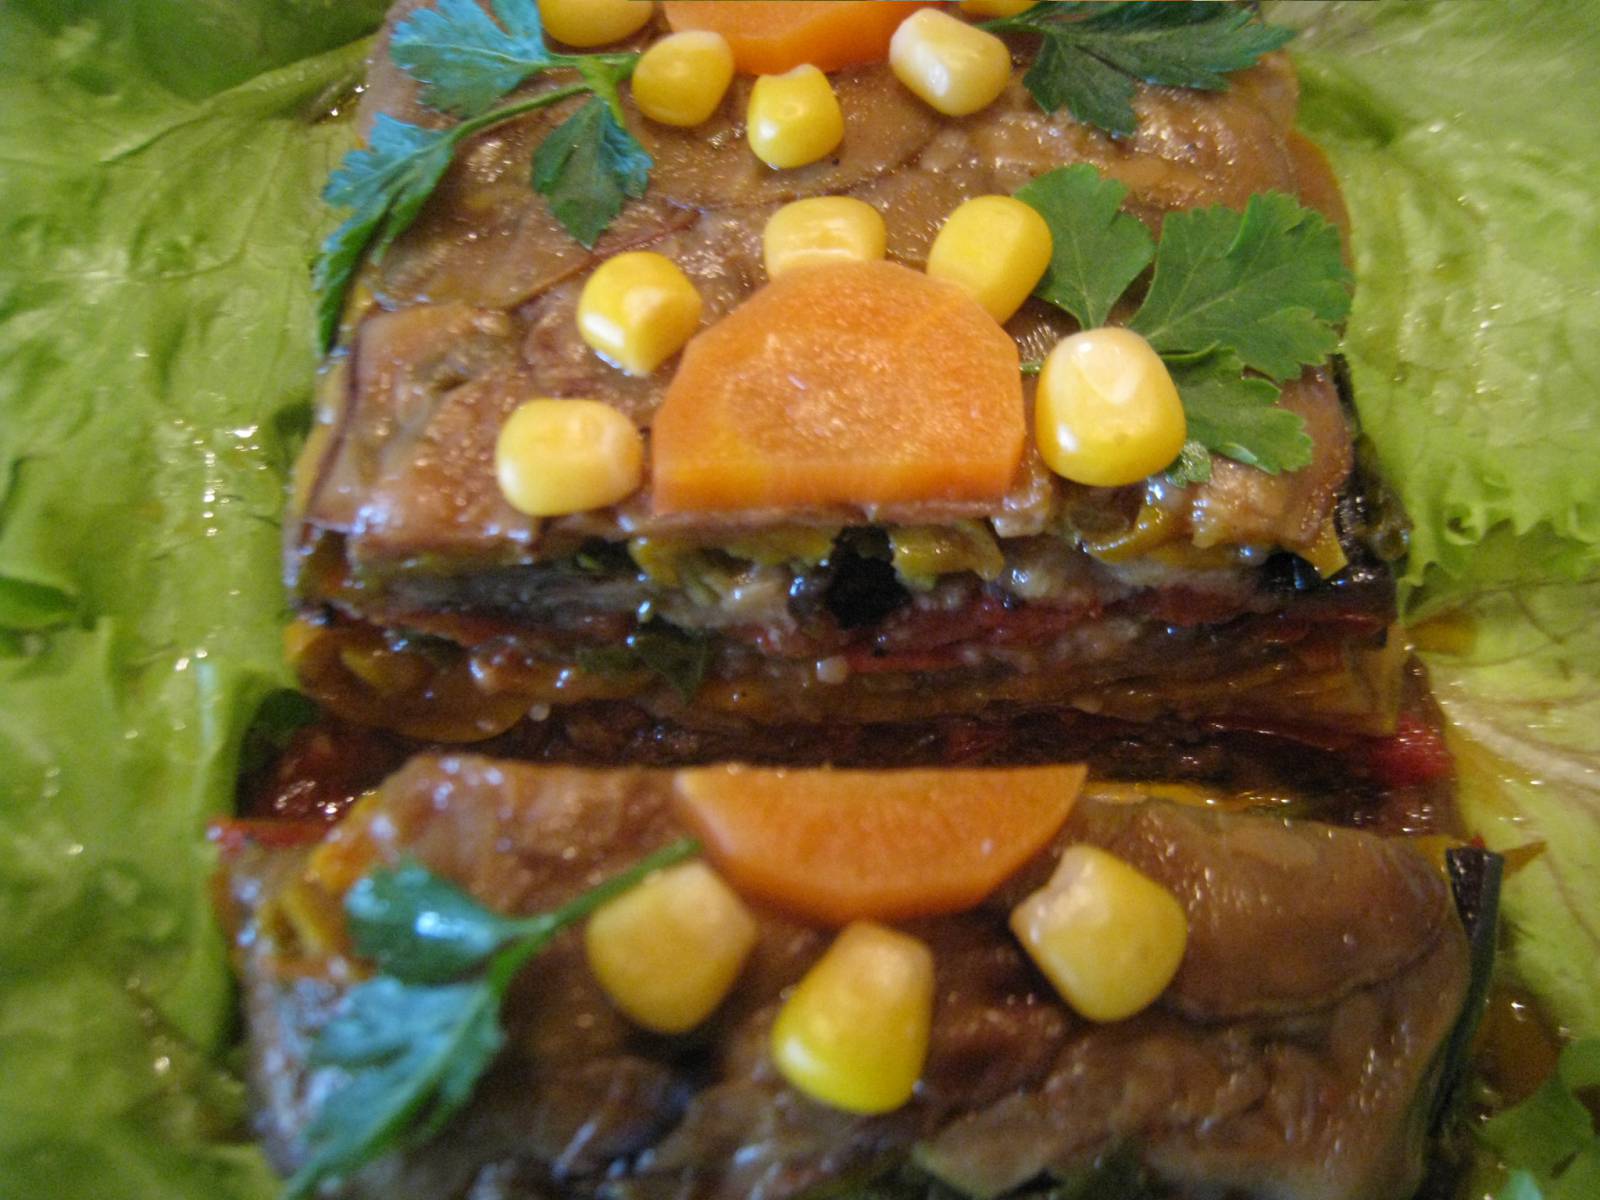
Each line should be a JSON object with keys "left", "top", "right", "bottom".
{"left": 650, "top": 260, "right": 1024, "bottom": 514}
{"left": 662, "top": 2, "right": 936, "bottom": 75}
{"left": 673, "top": 764, "right": 1086, "bottom": 924}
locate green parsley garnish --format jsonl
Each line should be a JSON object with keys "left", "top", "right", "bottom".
{"left": 1016, "top": 164, "right": 1350, "bottom": 481}
{"left": 982, "top": 1, "right": 1295, "bottom": 140}
{"left": 1129, "top": 192, "right": 1350, "bottom": 380}
{"left": 314, "top": 0, "right": 652, "bottom": 349}
{"left": 1479, "top": 1038, "right": 1600, "bottom": 1200}
{"left": 1166, "top": 354, "right": 1312, "bottom": 482}
{"left": 283, "top": 838, "right": 699, "bottom": 1199}
{"left": 1014, "top": 160, "right": 1154, "bottom": 331}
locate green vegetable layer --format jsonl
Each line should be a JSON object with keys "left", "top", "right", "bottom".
{"left": 1, "top": 3, "right": 1597, "bottom": 1198}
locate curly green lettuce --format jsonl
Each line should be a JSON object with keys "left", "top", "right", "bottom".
{"left": 0, "top": 2, "right": 387, "bottom": 1196}
{"left": 1276, "top": 0, "right": 1600, "bottom": 609}
{"left": 1272, "top": 0, "right": 1600, "bottom": 1039}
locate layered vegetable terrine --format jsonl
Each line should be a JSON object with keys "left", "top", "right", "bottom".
{"left": 285, "top": 0, "right": 1405, "bottom": 750}
{"left": 233, "top": 5, "right": 1490, "bottom": 1199}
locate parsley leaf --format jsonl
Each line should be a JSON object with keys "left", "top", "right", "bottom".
{"left": 314, "top": 0, "right": 653, "bottom": 347}
{"left": 312, "top": 115, "right": 458, "bottom": 350}
{"left": 344, "top": 861, "right": 528, "bottom": 983}
{"left": 1165, "top": 440, "right": 1214, "bottom": 488}
{"left": 1169, "top": 353, "right": 1313, "bottom": 476}
{"left": 1015, "top": 165, "right": 1154, "bottom": 330}
{"left": 531, "top": 97, "right": 653, "bottom": 249}
{"left": 389, "top": 0, "right": 554, "bottom": 115}
{"left": 1480, "top": 1039, "right": 1600, "bottom": 1200}
{"left": 987, "top": 2, "right": 1295, "bottom": 139}
{"left": 286, "top": 978, "right": 504, "bottom": 1200}
{"left": 284, "top": 838, "right": 700, "bottom": 1198}
{"left": 1129, "top": 191, "right": 1351, "bottom": 381}
{"left": 314, "top": 86, "right": 587, "bottom": 348}
{"left": 1017, "top": 163, "right": 1348, "bottom": 480}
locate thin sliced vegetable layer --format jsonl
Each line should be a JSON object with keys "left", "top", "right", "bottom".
{"left": 217, "top": 755, "right": 1472, "bottom": 1200}
{"left": 286, "top": 6, "right": 1391, "bottom": 745}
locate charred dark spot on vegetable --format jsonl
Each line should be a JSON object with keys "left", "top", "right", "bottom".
{"left": 810, "top": 534, "right": 911, "bottom": 632}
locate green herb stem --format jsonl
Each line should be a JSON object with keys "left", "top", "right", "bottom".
{"left": 451, "top": 83, "right": 588, "bottom": 142}
{"left": 488, "top": 836, "right": 700, "bottom": 992}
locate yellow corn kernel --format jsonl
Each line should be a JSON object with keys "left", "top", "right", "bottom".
{"left": 585, "top": 861, "right": 759, "bottom": 1034}
{"left": 1035, "top": 327, "right": 1188, "bottom": 487}
{"left": 890, "top": 8, "right": 1013, "bottom": 118}
{"left": 763, "top": 197, "right": 888, "bottom": 279}
{"left": 577, "top": 251, "right": 704, "bottom": 375}
{"left": 770, "top": 922, "right": 934, "bottom": 1115}
{"left": 540, "top": 0, "right": 654, "bottom": 49}
{"left": 747, "top": 65, "right": 845, "bottom": 170}
{"left": 959, "top": 0, "right": 1039, "bottom": 16}
{"left": 495, "top": 398, "right": 644, "bottom": 516}
{"left": 632, "top": 31, "right": 735, "bottom": 127}
{"left": 1010, "top": 844, "right": 1188, "bottom": 1023}
{"left": 926, "top": 195, "right": 1052, "bottom": 325}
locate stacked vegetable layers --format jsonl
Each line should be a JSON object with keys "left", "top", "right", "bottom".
{"left": 230, "top": 4, "right": 1490, "bottom": 1200}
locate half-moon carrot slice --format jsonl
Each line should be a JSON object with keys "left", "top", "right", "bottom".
{"left": 673, "top": 764, "right": 1086, "bottom": 924}
{"left": 650, "top": 260, "right": 1024, "bottom": 514}
{"left": 662, "top": 2, "right": 936, "bottom": 75}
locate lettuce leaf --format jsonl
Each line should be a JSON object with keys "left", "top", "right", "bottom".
{"left": 1423, "top": 578, "right": 1600, "bottom": 1039}
{"left": 1273, "top": 0, "right": 1600, "bottom": 1042}
{"left": 0, "top": 2, "right": 387, "bottom": 1195}
{"left": 1276, "top": 1, "right": 1600, "bottom": 612}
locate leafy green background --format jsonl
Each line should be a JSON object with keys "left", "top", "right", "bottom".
{"left": 0, "top": 2, "right": 386, "bottom": 1195}
{"left": 1279, "top": 0, "right": 1600, "bottom": 1049}
{"left": 0, "top": 2, "right": 1595, "bottom": 1196}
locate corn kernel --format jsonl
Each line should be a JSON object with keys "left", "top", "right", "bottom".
{"left": 1010, "top": 844, "right": 1188, "bottom": 1023}
{"left": 577, "top": 250, "right": 704, "bottom": 375}
{"left": 747, "top": 65, "right": 845, "bottom": 170}
{"left": 959, "top": 0, "right": 1039, "bottom": 16}
{"left": 770, "top": 922, "right": 934, "bottom": 1115}
{"left": 540, "top": 0, "right": 654, "bottom": 49}
{"left": 890, "top": 9, "right": 1013, "bottom": 118}
{"left": 926, "top": 195, "right": 1052, "bottom": 324}
{"left": 1034, "top": 327, "right": 1188, "bottom": 487}
{"left": 585, "top": 861, "right": 758, "bottom": 1034}
{"left": 495, "top": 398, "right": 644, "bottom": 516}
{"left": 632, "top": 31, "right": 735, "bottom": 127}
{"left": 763, "top": 197, "right": 888, "bottom": 279}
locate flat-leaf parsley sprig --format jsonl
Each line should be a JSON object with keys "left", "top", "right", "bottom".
{"left": 314, "top": 0, "right": 653, "bottom": 349}
{"left": 283, "top": 837, "right": 699, "bottom": 1199}
{"left": 981, "top": 2, "right": 1295, "bottom": 140}
{"left": 1015, "top": 164, "right": 1351, "bottom": 483}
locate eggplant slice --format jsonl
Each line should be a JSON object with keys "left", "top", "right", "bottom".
{"left": 218, "top": 756, "right": 1480, "bottom": 1200}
